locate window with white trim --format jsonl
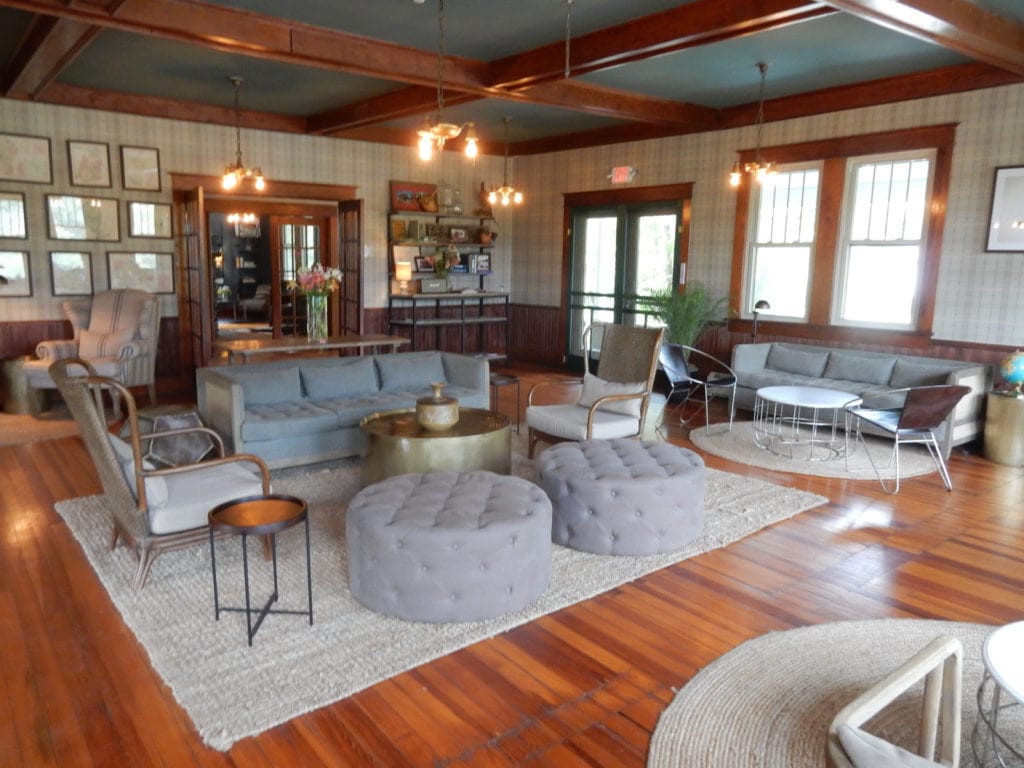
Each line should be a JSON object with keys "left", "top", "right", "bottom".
{"left": 833, "top": 152, "right": 933, "bottom": 329}
{"left": 744, "top": 165, "right": 821, "bottom": 320}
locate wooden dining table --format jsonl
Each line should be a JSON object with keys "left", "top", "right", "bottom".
{"left": 212, "top": 334, "right": 410, "bottom": 364}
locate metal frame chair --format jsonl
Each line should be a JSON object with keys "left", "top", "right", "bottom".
{"left": 844, "top": 385, "right": 970, "bottom": 494}
{"left": 657, "top": 342, "right": 737, "bottom": 436}
{"left": 525, "top": 322, "right": 664, "bottom": 458}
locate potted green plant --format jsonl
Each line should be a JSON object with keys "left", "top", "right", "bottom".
{"left": 643, "top": 283, "right": 728, "bottom": 349}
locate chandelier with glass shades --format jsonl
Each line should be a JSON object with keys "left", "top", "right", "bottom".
{"left": 416, "top": 0, "right": 478, "bottom": 161}
{"left": 729, "top": 62, "right": 777, "bottom": 187}
{"left": 488, "top": 117, "right": 523, "bottom": 207}
{"left": 221, "top": 76, "right": 265, "bottom": 191}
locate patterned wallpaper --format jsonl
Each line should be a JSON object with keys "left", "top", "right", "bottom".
{"left": 512, "top": 83, "right": 1024, "bottom": 347}
{"left": 2, "top": 81, "right": 1022, "bottom": 346}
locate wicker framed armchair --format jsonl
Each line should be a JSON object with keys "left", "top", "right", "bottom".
{"left": 51, "top": 358, "right": 271, "bottom": 591}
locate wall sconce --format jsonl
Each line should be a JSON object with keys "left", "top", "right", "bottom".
{"left": 751, "top": 299, "right": 771, "bottom": 339}
{"left": 395, "top": 261, "right": 413, "bottom": 294}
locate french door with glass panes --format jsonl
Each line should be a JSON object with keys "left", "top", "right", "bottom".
{"left": 566, "top": 202, "right": 680, "bottom": 367}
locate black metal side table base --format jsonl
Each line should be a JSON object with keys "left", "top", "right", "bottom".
{"left": 209, "top": 494, "right": 313, "bottom": 647}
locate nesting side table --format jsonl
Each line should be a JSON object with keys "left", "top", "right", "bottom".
{"left": 971, "top": 620, "right": 1024, "bottom": 767}
{"left": 208, "top": 494, "right": 313, "bottom": 646}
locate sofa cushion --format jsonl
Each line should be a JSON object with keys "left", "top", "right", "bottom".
{"left": 375, "top": 351, "right": 446, "bottom": 391}
{"left": 230, "top": 367, "right": 303, "bottom": 406}
{"left": 576, "top": 372, "right": 645, "bottom": 417}
{"left": 824, "top": 352, "right": 896, "bottom": 386}
{"left": 889, "top": 359, "right": 955, "bottom": 388}
{"left": 766, "top": 344, "right": 830, "bottom": 377}
{"left": 240, "top": 402, "right": 338, "bottom": 442}
{"left": 300, "top": 357, "right": 379, "bottom": 400}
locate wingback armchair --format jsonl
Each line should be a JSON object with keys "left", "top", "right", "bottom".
{"left": 23, "top": 289, "right": 160, "bottom": 414}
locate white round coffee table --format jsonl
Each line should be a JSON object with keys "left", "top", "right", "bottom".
{"left": 971, "top": 621, "right": 1024, "bottom": 767}
{"left": 753, "top": 385, "right": 858, "bottom": 461}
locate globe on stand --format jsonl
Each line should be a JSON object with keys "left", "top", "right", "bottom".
{"left": 1000, "top": 350, "right": 1024, "bottom": 397}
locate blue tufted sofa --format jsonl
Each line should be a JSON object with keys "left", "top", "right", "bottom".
{"left": 196, "top": 350, "right": 489, "bottom": 469}
{"left": 731, "top": 342, "right": 990, "bottom": 457}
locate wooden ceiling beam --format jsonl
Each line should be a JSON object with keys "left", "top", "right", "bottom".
{"left": 489, "top": 0, "right": 835, "bottom": 89}
{"left": 822, "top": 0, "right": 1024, "bottom": 76}
{"left": 308, "top": 87, "right": 479, "bottom": 135}
{"left": 4, "top": 14, "right": 101, "bottom": 97}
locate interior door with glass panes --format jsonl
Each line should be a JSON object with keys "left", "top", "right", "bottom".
{"left": 566, "top": 203, "right": 679, "bottom": 368}
{"left": 270, "top": 215, "right": 329, "bottom": 337}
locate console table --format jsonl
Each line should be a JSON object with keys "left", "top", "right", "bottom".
{"left": 213, "top": 333, "right": 409, "bottom": 364}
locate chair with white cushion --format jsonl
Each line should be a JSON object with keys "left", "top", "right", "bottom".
{"left": 51, "top": 358, "right": 270, "bottom": 591}
{"left": 23, "top": 288, "right": 160, "bottom": 416}
{"left": 525, "top": 322, "right": 664, "bottom": 458}
{"left": 827, "top": 635, "right": 963, "bottom": 768}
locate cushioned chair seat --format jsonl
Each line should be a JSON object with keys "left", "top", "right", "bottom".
{"left": 536, "top": 439, "right": 706, "bottom": 555}
{"left": 526, "top": 403, "right": 646, "bottom": 441}
{"left": 149, "top": 462, "right": 264, "bottom": 534}
{"left": 347, "top": 471, "right": 552, "bottom": 622}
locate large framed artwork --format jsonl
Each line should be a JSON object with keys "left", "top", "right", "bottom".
{"left": 121, "top": 146, "right": 161, "bottom": 191}
{"left": 986, "top": 165, "right": 1024, "bottom": 252}
{"left": 0, "top": 133, "right": 52, "bottom": 184}
{"left": 108, "top": 251, "right": 175, "bottom": 294}
{"left": 67, "top": 140, "right": 112, "bottom": 187}
{"left": 0, "top": 251, "right": 32, "bottom": 296}
{"left": 50, "top": 251, "right": 94, "bottom": 296}
{"left": 46, "top": 195, "right": 120, "bottom": 241}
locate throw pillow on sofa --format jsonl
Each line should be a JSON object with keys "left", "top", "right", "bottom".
{"left": 375, "top": 351, "right": 446, "bottom": 391}
{"left": 300, "top": 357, "right": 379, "bottom": 400}
{"left": 824, "top": 352, "right": 896, "bottom": 385}
{"left": 889, "top": 359, "right": 955, "bottom": 388}
{"left": 766, "top": 345, "right": 830, "bottom": 377}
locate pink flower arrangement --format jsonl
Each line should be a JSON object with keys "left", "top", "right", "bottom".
{"left": 288, "top": 263, "right": 343, "bottom": 296}
{"left": 425, "top": 247, "right": 460, "bottom": 278}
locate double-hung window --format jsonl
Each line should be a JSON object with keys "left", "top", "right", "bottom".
{"left": 732, "top": 124, "right": 953, "bottom": 339}
{"left": 834, "top": 152, "right": 933, "bottom": 329}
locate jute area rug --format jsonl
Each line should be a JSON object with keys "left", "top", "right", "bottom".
{"left": 54, "top": 437, "right": 827, "bottom": 751}
{"left": 0, "top": 406, "right": 79, "bottom": 445}
{"left": 689, "top": 421, "right": 936, "bottom": 480}
{"left": 647, "top": 619, "right": 1015, "bottom": 767}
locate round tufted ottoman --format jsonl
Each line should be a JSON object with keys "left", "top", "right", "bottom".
{"left": 346, "top": 471, "right": 552, "bottom": 622}
{"left": 536, "top": 439, "right": 706, "bottom": 555}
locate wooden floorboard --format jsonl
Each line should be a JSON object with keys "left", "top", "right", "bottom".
{"left": 2, "top": 364, "right": 1022, "bottom": 767}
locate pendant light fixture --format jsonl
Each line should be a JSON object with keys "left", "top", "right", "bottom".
{"left": 729, "top": 62, "right": 776, "bottom": 187}
{"left": 221, "top": 76, "right": 265, "bottom": 191}
{"left": 488, "top": 117, "right": 523, "bottom": 207}
{"left": 416, "top": 0, "right": 479, "bottom": 161}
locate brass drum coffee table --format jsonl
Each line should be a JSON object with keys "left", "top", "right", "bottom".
{"left": 360, "top": 407, "right": 511, "bottom": 485}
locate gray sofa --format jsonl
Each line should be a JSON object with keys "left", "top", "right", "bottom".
{"left": 196, "top": 350, "right": 490, "bottom": 469}
{"left": 731, "top": 342, "right": 990, "bottom": 457}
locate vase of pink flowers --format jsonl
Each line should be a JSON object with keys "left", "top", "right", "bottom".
{"left": 425, "top": 246, "right": 460, "bottom": 281}
{"left": 288, "top": 262, "right": 342, "bottom": 343}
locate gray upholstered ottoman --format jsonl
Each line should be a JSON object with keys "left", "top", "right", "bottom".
{"left": 346, "top": 471, "right": 552, "bottom": 622}
{"left": 536, "top": 439, "right": 705, "bottom": 555}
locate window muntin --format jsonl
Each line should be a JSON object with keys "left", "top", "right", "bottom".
{"left": 745, "top": 166, "right": 821, "bottom": 321}
{"left": 834, "top": 153, "right": 933, "bottom": 329}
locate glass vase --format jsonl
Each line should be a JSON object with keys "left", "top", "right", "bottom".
{"left": 306, "top": 293, "right": 328, "bottom": 343}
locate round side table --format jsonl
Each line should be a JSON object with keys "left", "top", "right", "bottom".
{"left": 208, "top": 494, "right": 312, "bottom": 646}
{"left": 971, "top": 621, "right": 1024, "bottom": 767}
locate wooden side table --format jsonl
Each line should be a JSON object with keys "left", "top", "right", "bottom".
{"left": 984, "top": 392, "right": 1024, "bottom": 467}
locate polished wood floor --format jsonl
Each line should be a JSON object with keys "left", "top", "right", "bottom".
{"left": 2, "top": 366, "right": 1022, "bottom": 767}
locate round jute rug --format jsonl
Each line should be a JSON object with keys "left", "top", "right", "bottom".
{"left": 647, "top": 619, "right": 1001, "bottom": 767}
{"left": 688, "top": 421, "right": 937, "bottom": 480}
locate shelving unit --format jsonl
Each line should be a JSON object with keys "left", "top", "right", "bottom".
{"left": 387, "top": 208, "right": 508, "bottom": 360}
{"left": 387, "top": 291, "right": 509, "bottom": 361}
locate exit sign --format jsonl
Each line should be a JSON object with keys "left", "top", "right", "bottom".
{"left": 610, "top": 166, "right": 637, "bottom": 184}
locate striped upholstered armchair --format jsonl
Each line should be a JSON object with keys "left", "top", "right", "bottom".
{"left": 23, "top": 289, "right": 160, "bottom": 415}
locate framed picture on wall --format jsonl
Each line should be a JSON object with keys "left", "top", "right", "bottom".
{"left": 389, "top": 180, "right": 436, "bottom": 212}
{"left": 0, "top": 133, "right": 52, "bottom": 184}
{"left": 986, "top": 165, "right": 1024, "bottom": 252}
{"left": 128, "top": 201, "right": 172, "bottom": 238}
{"left": 121, "top": 146, "right": 161, "bottom": 191}
{"left": 0, "top": 251, "right": 32, "bottom": 296}
{"left": 0, "top": 192, "right": 27, "bottom": 238}
{"left": 68, "top": 140, "right": 112, "bottom": 187}
{"left": 47, "top": 195, "right": 120, "bottom": 241}
{"left": 49, "top": 251, "right": 94, "bottom": 296}
{"left": 108, "top": 251, "right": 174, "bottom": 294}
